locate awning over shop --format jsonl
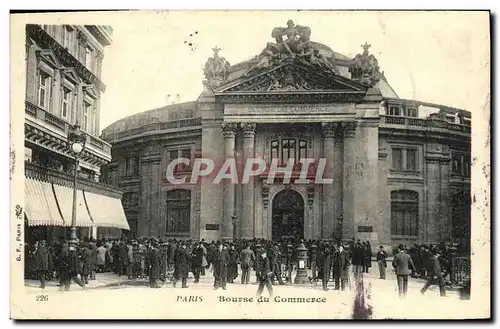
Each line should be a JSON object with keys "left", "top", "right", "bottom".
{"left": 25, "top": 178, "right": 65, "bottom": 227}
{"left": 84, "top": 191, "right": 130, "bottom": 230}
{"left": 52, "top": 184, "right": 94, "bottom": 227}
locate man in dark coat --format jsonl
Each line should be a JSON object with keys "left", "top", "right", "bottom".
{"left": 35, "top": 240, "right": 52, "bottom": 289}
{"left": 376, "top": 245, "right": 388, "bottom": 279}
{"left": 392, "top": 244, "right": 416, "bottom": 298}
{"left": 420, "top": 249, "right": 446, "bottom": 297}
{"left": 60, "top": 244, "right": 85, "bottom": 291}
{"left": 80, "top": 242, "right": 93, "bottom": 284}
{"left": 148, "top": 242, "right": 161, "bottom": 288}
{"left": 333, "top": 245, "right": 349, "bottom": 291}
{"left": 159, "top": 242, "right": 168, "bottom": 284}
{"left": 191, "top": 242, "right": 205, "bottom": 283}
{"left": 363, "top": 242, "right": 372, "bottom": 273}
{"left": 167, "top": 241, "right": 176, "bottom": 272}
{"left": 270, "top": 244, "right": 285, "bottom": 285}
{"left": 213, "top": 242, "right": 228, "bottom": 290}
{"left": 89, "top": 239, "right": 98, "bottom": 280}
{"left": 240, "top": 244, "right": 255, "bottom": 284}
{"left": 351, "top": 242, "right": 364, "bottom": 280}
{"left": 256, "top": 249, "right": 273, "bottom": 297}
{"left": 117, "top": 240, "right": 129, "bottom": 276}
{"left": 173, "top": 242, "right": 191, "bottom": 288}
{"left": 318, "top": 243, "right": 332, "bottom": 291}
{"left": 227, "top": 244, "right": 238, "bottom": 283}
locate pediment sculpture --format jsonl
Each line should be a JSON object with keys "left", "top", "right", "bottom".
{"left": 203, "top": 46, "right": 231, "bottom": 83}
{"left": 243, "top": 20, "right": 339, "bottom": 77}
{"left": 348, "top": 42, "right": 382, "bottom": 87}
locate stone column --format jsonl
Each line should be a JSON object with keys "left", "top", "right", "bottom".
{"left": 333, "top": 126, "right": 344, "bottom": 240}
{"left": 440, "top": 158, "right": 451, "bottom": 242}
{"left": 241, "top": 122, "right": 256, "bottom": 239}
{"left": 425, "top": 158, "right": 441, "bottom": 243}
{"left": 321, "top": 123, "right": 336, "bottom": 239}
{"left": 342, "top": 121, "right": 357, "bottom": 240}
{"left": 221, "top": 122, "right": 237, "bottom": 240}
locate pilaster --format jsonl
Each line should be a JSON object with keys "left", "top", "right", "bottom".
{"left": 241, "top": 122, "right": 256, "bottom": 239}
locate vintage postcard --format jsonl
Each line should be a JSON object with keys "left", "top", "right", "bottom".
{"left": 9, "top": 10, "right": 490, "bottom": 319}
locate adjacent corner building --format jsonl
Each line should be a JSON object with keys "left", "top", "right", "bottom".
{"left": 24, "top": 24, "right": 130, "bottom": 243}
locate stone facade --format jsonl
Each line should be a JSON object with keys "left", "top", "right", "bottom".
{"left": 101, "top": 23, "right": 471, "bottom": 250}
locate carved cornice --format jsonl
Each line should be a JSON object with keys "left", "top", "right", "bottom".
{"left": 341, "top": 121, "right": 357, "bottom": 138}
{"left": 218, "top": 91, "right": 364, "bottom": 104}
{"left": 27, "top": 24, "right": 106, "bottom": 93}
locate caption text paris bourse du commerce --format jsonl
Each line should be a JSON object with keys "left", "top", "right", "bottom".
{"left": 176, "top": 295, "right": 328, "bottom": 303}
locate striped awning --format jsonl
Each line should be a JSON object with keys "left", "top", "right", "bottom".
{"left": 25, "top": 178, "right": 66, "bottom": 227}
{"left": 52, "top": 184, "right": 94, "bottom": 227}
{"left": 84, "top": 191, "right": 130, "bottom": 230}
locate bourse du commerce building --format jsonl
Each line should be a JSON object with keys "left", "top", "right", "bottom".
{"left": 101, "top": 21, "right": 471, "bottom": 250}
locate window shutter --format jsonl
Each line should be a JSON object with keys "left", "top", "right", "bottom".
{"left": 26, "top": 45, "right": 38, "bottom": 103}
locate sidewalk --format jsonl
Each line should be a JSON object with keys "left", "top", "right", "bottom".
{"left": 24, "top": 272, "right": 135, "bottom": 293}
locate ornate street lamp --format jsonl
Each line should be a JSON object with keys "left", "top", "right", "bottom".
{"left": 231, "top": 213, "right": 237, "bottom": 240}
{"left": 67, "top": 123, "right": 86, "bottom": 249}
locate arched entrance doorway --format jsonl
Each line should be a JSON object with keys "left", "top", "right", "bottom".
{"left": 272, "top": 189, "right": 304, "bottom": 241}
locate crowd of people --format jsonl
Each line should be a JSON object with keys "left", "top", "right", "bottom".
{"left": 24, "top": 236, "right": 460, "bottom": 298}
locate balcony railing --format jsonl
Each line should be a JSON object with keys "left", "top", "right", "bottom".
{"left": 103, "top": 118, "right": 202, "bottom": 141}
{"left": 25, "top": 100, "right": 111, "bottom": 155}
{"left": 380, "top": 115, "right": 471, "bottom": 134}
{"left": 25, "top": 161, "right": 122, "bottom": 198}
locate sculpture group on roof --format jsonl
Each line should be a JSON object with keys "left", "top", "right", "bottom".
{"left": 348, "top": 42, "right": 382, "bottom": 87}
{"left": 243, "top": 20, "right": 339, "bottom": 77}
{"left": 203, "top": 46, "right": 231, "bottom": 82}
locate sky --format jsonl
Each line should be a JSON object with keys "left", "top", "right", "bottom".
{"left": 97, "top": 11, "right": 490, "bottom": 132}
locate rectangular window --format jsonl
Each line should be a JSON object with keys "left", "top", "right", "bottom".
{"left": 392, "top": 148, "right": 403, "bottom": 170}
{"left": 298, "top": 140, "right": 307, "bottom": 159}
{"left": 407, "top": 107, "right": 418, "bottom": 117}
{"left": 61, "top": 87, "right": 72, "bottom": 119}
{"left": 37, "top": 70, "right": 51, "bottom": 109}
{"left": 388, "top": 106, "right": 401, "bottom": 116}
{"left": 271, "top": 140, "right": 279, "bottom": 159}
{"left": 62, "top": 25, "right": 74, "bottom": 51}
{"left": 181, "top": 149, "right": 191, "bottom": 160}
{"left": 125, "top": 156, "right": 139, "bottom": 177}
{"left": 406, "top": 149, "right": 417, "bottom": 170}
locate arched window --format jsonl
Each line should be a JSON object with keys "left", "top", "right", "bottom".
{"left": 391, "top": 190, "right": 418, "bottom": 236}
{"left": 166, "top": 189, "right": 191, "bottom": 234}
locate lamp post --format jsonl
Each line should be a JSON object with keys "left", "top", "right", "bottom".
{"left": 231, "top": 214, "right": 237, "bottom": 241}
{"left": 67, "top": 123, "right": 86, "bottom": 249}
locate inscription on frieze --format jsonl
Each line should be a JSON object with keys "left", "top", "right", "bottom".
{"left": 226, "top": 103, "right": 355, "bottom": 115}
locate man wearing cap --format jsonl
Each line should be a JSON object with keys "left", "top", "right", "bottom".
{"left": 256, "top": 249, "right": 273, "bottom": 297}
{"left": 392, "top": 244, "right": 416, "bottom": 298}
{"left": 376, "top": 245, "right": 388, "bottom": 279}
{"left": 213, "top": 241, "right": 228, "bottom": 290}
{"left": 34, "top": 240, "right": 52, "bottom": 289}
